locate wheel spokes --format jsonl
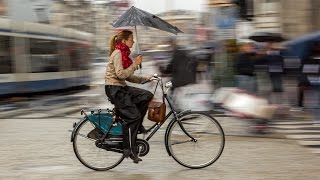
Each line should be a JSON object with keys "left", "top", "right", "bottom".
{"left": 75, "top": 132, "right": 96, "bottom": 142}
{"left": 167, "top": 113, "right": 225, "bottom": 168}
{"left": 72, "top": 119, "right": 124, "bottom": 171}
{"left": 170, "top": 139, "right": 195, "bottom": 146}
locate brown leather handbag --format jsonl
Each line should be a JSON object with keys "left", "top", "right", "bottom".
{"left": 147, "top": 81, "right": 166, "bottom": 123}
{"left": 147, "top": 98, "right": 166, "bottom": 123}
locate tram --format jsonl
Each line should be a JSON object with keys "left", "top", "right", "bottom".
{"left": 0, "top": 18, "right": 92, "bottom": 95}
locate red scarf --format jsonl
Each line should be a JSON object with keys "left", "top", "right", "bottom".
{"left": 115, "top": 43, "right": 133, "bottom": 69}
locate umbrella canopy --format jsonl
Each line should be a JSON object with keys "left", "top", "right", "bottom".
{"left": 282, "top": 31, "right": 320, "bottom": 60}
{"left": 111, "top": 6, "right": 183, "bottom": 35}
{"left": 249, "top": 32, "right": 285, "bottom": 42}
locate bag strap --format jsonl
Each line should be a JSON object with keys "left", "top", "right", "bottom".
{"left": 152, "top": 80, "right": 165, "bottom": 103}
{"left": 153, "top": 81, "right": 159, "bottom": 94}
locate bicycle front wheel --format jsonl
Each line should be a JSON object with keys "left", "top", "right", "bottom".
{"left": 166, "top": 112, "right": 225, "bottom": 169}
{"left": 73, "top": 118, "right": 124, "bottom": 171}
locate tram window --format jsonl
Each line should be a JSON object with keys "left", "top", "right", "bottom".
{"left": 0, "top": 36, "right": 12, "bottom": 74}
{"left": 69, "top": 44, "right": 80, "bottom": 70}
{"left": 69, "top": 43, "right": 90, "bottom": 70}
{"left": 29, "top": 39, "right": 59, "bottom": 73}
{"left": 79, "top": 45, "right": 90, "bottom": 70}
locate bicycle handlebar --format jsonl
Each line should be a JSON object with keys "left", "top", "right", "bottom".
{"left": 141, "top": 74, "right": 161, "bottom": 84}
{"left": 141, "top": 79, "right": 151, "bottom": 84}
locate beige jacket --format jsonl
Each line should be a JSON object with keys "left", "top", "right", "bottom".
{"left": 105, "top": 49, "right": 146, "bottom": 86}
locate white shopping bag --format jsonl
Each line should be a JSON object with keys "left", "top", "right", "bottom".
{"left": 222, "top": 92, "right": 269, "bottom": 118}
{"left": 212, "top": 87, "right": 245, "bottom": 104}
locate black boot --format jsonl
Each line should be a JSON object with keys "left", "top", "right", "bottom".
{"left": 128, "top": 127, "right": 142, "bottom": 163}
{"left": 122, "top": 125, "right": 130, "bottom": 158}
{"left": 129, "top": 152, "right": 142, "bottom": 163}
{"left": 122, "top": 125, "right": 142, "bottom": 163}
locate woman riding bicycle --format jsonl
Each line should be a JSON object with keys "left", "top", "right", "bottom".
{"left": 105, "top": 30, "right": 153, "bottom": 163}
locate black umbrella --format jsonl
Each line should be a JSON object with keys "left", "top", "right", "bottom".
{"left": 249, "top": 32, "right": 286, "bottom": 42}
{"left": 112, "top": 6, "right": 183, "bottom": 54}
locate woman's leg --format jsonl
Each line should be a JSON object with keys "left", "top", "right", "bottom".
{"left": 105, "top": 85, "right": 143, "bottom": 163}
{"left": 270, "top": 73, "right": 283, "bottom": 92}
{"left": 126, "top": 86, "right": 154, "bottom": 131}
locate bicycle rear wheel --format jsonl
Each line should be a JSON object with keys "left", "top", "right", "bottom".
{"left": 166, "top": 112, "right": 225, "bottom": 169}
{"left": 73, "top": 118, "right": 124, "bottom": 171}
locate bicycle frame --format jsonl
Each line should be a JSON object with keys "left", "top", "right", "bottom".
{"left": 71, "top": 75, "right": 196, "bottom": 151}
{"left": 142, "top": 77, "right": 196, "bottom": 143}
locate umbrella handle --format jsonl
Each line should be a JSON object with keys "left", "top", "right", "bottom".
{"left": 135, "top": 26, "right": 140, "bottom": 53}
{"left": 134, "top": 26, "right": 142, "bottom": 69}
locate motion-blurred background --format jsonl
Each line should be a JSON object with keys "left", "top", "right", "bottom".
{"left": 0, "top": 1, "right": 320, "bottom": 179}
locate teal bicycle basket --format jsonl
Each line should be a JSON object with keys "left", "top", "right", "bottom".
{"left": 86, "top": 113, "right": 122, "bottom": 135}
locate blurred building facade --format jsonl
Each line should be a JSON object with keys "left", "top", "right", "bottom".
{"left": 156, "top": 10, "right": 202, "bottom": 47}
{"left": 253, "top": 0, "right": 320, "bottom": 38}
{"left": 253, "top": 0, "right": 281, "bottom": 33}
{"left": 0, "top": 0, "right": 6, "bottom": 17}
{"left": 207, "top": 0, "right": 238, "bottom": 40}
{"left": 254, "top": 0, "right": 320, "bottom": 38}
{"left": 0, "top": 0, "right": 52, "bottom": 23}
{"left": 92, "top": 0, "right": 131, "bottom": 55}
{"left": 280, "top": 0, "right": 320, "bottom": 38}
{"left": 92, "top": 2, "right": 111, "bottom": 55}
{"left": 50, "top": 0, "right": 94, "bottom": 33}
{"left": 207, "top": 0, "right": 320, "bottom": 39}
{"left": 0, "top": 0, "right": 94, "bottom": 32}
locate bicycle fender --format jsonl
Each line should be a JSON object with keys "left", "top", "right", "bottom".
{"left": 70, "top": 118, "right": 86, "bottom": 142}
{"left": 164, "top": 110, "right": 192, "bottom": 156}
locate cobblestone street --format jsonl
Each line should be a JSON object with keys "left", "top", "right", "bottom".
{"left": 0, "top": 115, "right": 319, "bottom": 180}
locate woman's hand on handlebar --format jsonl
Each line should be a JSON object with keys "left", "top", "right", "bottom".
{"left": 141, "top": 74, "right": 161, "bottom": 84}
{"left": 141, "top": 75, "right": 153, "bottom": 84}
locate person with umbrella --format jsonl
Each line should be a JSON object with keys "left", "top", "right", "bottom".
{"left": 105, "top": 30, "right": 153, "bottom": 163}
{"left": 298, "top": 41, "right": 320, "bottom": 108}
{"left": 107, "top": 6, "right": 183, "bottom": 163}
{"left": 249, "top": 32, "right": 285, "bottom": 93}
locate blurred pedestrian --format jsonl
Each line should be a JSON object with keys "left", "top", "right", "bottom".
{"left": 105, "top": 30, "right": 153, "bottom": 163}
{"left": 298, "top": 41, "right": 320, "bottom": 107}
{"left": 161, "top": 37, "right": 196, "bottom": 93}
{"left": 234, "top": 42, "right": 257, "bottom": 94}
{"left": 297, "top": 74, "right": 310, "bottom": 107}
{"left": 265, "top": 42, "right": 284, "bottom": 92}
{"left": 159, "top": 37, "right": 196, "bottom": 111}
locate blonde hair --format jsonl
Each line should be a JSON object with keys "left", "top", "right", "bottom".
{"left": 109, "top": 30, "right": 133, "bottom": 56}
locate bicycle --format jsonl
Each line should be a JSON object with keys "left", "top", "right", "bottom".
{"left": 70, "top": 74, "right": 225, "bottom": 171}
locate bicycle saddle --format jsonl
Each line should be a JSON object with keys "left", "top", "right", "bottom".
{"left": 107, "top": 97, "right": 114, "bottom": 104}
